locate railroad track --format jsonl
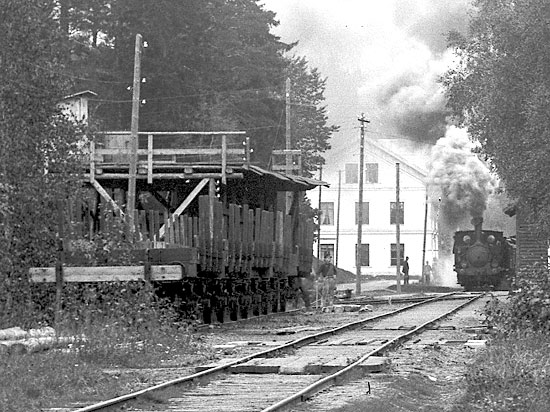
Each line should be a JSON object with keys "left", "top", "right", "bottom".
{"left": 70, "top": 291, "right": 484, "bottom": 412}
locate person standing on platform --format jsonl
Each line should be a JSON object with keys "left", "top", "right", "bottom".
{"left": 402, "top": 256, "right": 410, "bottom": 285}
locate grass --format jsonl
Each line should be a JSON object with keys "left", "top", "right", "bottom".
{"left": 0, "top": 282, "right": 215, "bottom": 412}
{"left": 453, "top": 331, "right": 550, "bottom": 412}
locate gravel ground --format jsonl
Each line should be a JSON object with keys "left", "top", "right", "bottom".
{"left": 287, "top": 295, "right": 491, "bottom": 412}
{"left": 49, "top": 288, "right": 490, "bottom": 412}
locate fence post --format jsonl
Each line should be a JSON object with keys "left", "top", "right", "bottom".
{"left": 55, "top": 200, "right": 65, "bottom": 326}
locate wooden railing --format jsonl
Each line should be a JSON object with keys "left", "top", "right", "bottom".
{"left": 89, "top": 131, "right": 249, "bottom": 183}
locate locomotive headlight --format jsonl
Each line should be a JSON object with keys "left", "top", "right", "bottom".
{"left": 463, "top": 235, "right": 471, "bottom": 244}
{"left": 487, "top": 235, "right": 496, "bottom": 244}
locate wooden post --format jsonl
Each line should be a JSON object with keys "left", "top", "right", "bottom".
{"left": 316, "top": 165, "right": 322, "bottom": 260}
{"left": 221, "top": 134, "right": 227, "bottom": 185}
{"left": 285, "top": 78, "right": 293, "bottom": 214}
{"left": 356, "top": 114, "right": 369, "bottom": 296}
{"left": 396, "top": 163, "right": 402, "bottom": 293}
{"left": 55, "top": 200, "right": 65, "bottom": 326}
{"left": 127, "top": 33, "right": 143, "bottom": 232}
{"left": 421, "top": 190, "right": 429, "bottom": 284}
{"left": 147, "top": 133, "right": 153, "bottom": 184}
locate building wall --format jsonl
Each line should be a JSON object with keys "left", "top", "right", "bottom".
{"left": 311, "top": 141, "right": 437, "bottom": 277}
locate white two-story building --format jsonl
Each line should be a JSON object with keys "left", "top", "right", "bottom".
{"left": 312, "top": 138, "right": 438, "bottom": 278}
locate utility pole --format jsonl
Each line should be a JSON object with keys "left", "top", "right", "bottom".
{"left": 127, "top": 33, "right": 143, "bottom": 233}
{"left": 421, "top": 190, "right": 429, "bottom": 284}
{"left": 317, "top": 165, "right": 323, "bottom": 260}
{"left": 285, "top": 78, "right": 293, "bottom": 214}
{"left": 335, "top": 170, "right": 342, "bottom": 267}
{"left": 356, "top": 113, "right": 370, "bottom": 296}
{"left": 395, "top": 163, "right": 402, "bottom": 293}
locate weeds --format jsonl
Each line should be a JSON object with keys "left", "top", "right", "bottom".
{"left": 0, "top": 281, "right": 212, "bottom": 412}
{"left": 454, "top": 264, "right": 550, "bottom": 412}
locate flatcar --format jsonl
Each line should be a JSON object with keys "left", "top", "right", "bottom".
{"left": 29, "top": 131, "right": 324, "bottom": 323}
{"left": 453, "top": 217, "right": 515, "bottom": 291}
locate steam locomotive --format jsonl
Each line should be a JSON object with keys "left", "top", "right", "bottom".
{"left": 453, "top": 217, "right": 515, "bottom": 291}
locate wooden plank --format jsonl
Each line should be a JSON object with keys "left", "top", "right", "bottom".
{"left": 248, "top": 208, "right": 255, "bottom": 272}
{"left": 147, "top": 133, "right": 153, "bottom": 184}
{"left": 214, "top": 198, "right": 223, "bottom": 273}
{"left": 254, "top": 208, "right": 262, "bottom": 268}
{"left": 90, "top": 178, "right": 125, "bottom": 218}
{"left": 29, "top": 265, "right": 183, "bottom": 283}
{"left": 94, "top": 148, "right": 244, "bottom": 156}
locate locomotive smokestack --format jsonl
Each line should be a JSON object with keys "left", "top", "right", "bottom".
{"left": 472, "top": 216, "right": 483, "bottom": 241}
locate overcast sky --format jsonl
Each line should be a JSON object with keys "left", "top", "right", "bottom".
{"left": 260, "top": 0, "right": 472, "bottom": 161}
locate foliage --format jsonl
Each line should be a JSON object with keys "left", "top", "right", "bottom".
{"left": 458, "top": 331, "right": 550, "bottom": 412}
{"left": 484, "top": 263, "right": 550, "bottom": 334}
{"left": 0, "top": 281, "right": 211, "bottom": 411}
{"left": 287, "top": 56, "right": 340, "bottom": 176}
{"left": 443, "top": 0, "right": 550, "bottom": 236}
{"left": 62, "top": 0, "right": 337, "bottom": 171}
{"left": 0, "top": 0, "right": 84, "bottom": 323}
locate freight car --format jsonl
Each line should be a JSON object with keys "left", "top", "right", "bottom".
{"left": 452, "top": 217, "right": 515, "bottom": 291}
{"left": 29, "top": 131, "right": 324, "bottom": 323}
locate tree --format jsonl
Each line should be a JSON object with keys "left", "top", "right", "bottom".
{"left": 0, "top": 0, "right": 83, "bottom": 319}
{"left": 286, "top": 56, "right": 339, "bottom": 176}
{"left": 443, "top": 0, "right": 550, "bottom": 234}
{"left": 64, "top": 1, "right": 337, "bottom": 171}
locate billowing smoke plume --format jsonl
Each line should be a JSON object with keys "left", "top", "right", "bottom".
{"left": 373, "top": 52, "right": 451, "bottom": 143}
{"left": 372, "top": 0, "right": 471, "bottom": 143}
{"left": 428, "top": 126, "right": 496, "bottom": 223}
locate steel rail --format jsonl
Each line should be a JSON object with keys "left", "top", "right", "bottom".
{"left": 72, "top": 291, "right": 468, "bottom": 412}
{"left": 260, "top": 293, "right": 483, "bottom": 412}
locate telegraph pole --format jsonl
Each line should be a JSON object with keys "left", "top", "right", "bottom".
{"left": 285, "top": 78, "right": 293, "bottom": 213}
{"left": 356, "top": 114, "right": 370, "bottom": 296}
{"left": 127, "top": 33, "right": 143, "bottom": 233}
{"left": 421, "top": 190, "right": 429, "bottom": 284}
{"left": 317, "top": 165, "right": 323, "bottom": 260}
{"left": 395, "top": 163, "right": 402, "bottom": 293}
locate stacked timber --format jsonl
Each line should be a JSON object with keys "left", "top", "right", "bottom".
{"left": 0, "top": 326, "right": 74, "bottom": 355}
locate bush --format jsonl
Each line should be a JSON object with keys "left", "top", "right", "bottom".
{"left": 484, "top": 263, "right": 550, "bottom": 334}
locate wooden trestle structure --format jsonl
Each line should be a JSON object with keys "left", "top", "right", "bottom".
{"left": 30, "top": 131, "right": 326, "bottom": 322}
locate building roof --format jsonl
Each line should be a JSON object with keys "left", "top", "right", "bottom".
{"left": 62, "top": 90, "right": 98, "bottom": 100}
{"left": 245, "top": 164, "right": 329, "bottom": 191}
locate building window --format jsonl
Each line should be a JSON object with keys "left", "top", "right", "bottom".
{"left": 390, "top": 202, "right": 404, "bottom": 224}
{"left": 355, "top": 202, "right": 369, "bottom": 225}
{"left": 320, "top": 202, "right": 334, "bottom": 225}
{"left": 365, "top": 163, "right": 378, "bottom": 183}
{"left": 345, "top": 163, "right": 358, "bottom": 184}
{"left": 390, "top": 243, "right": 405, "bottom": 266}
{"left": 320, "top": 244, "right": 335, "bottom": 262}
{"left": 355, "top": 244, "right": 370, "bottom": 266}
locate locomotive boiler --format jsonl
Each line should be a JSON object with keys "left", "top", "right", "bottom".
{"left": 453, "top": 217, "right": 515, "bottom": 291}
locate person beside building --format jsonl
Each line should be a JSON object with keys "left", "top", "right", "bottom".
{"left": 402, "top": 256, "right": 410, "bottom": 285}
{"left": 318, "top": 254, "right": 336, "bottom": 308}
